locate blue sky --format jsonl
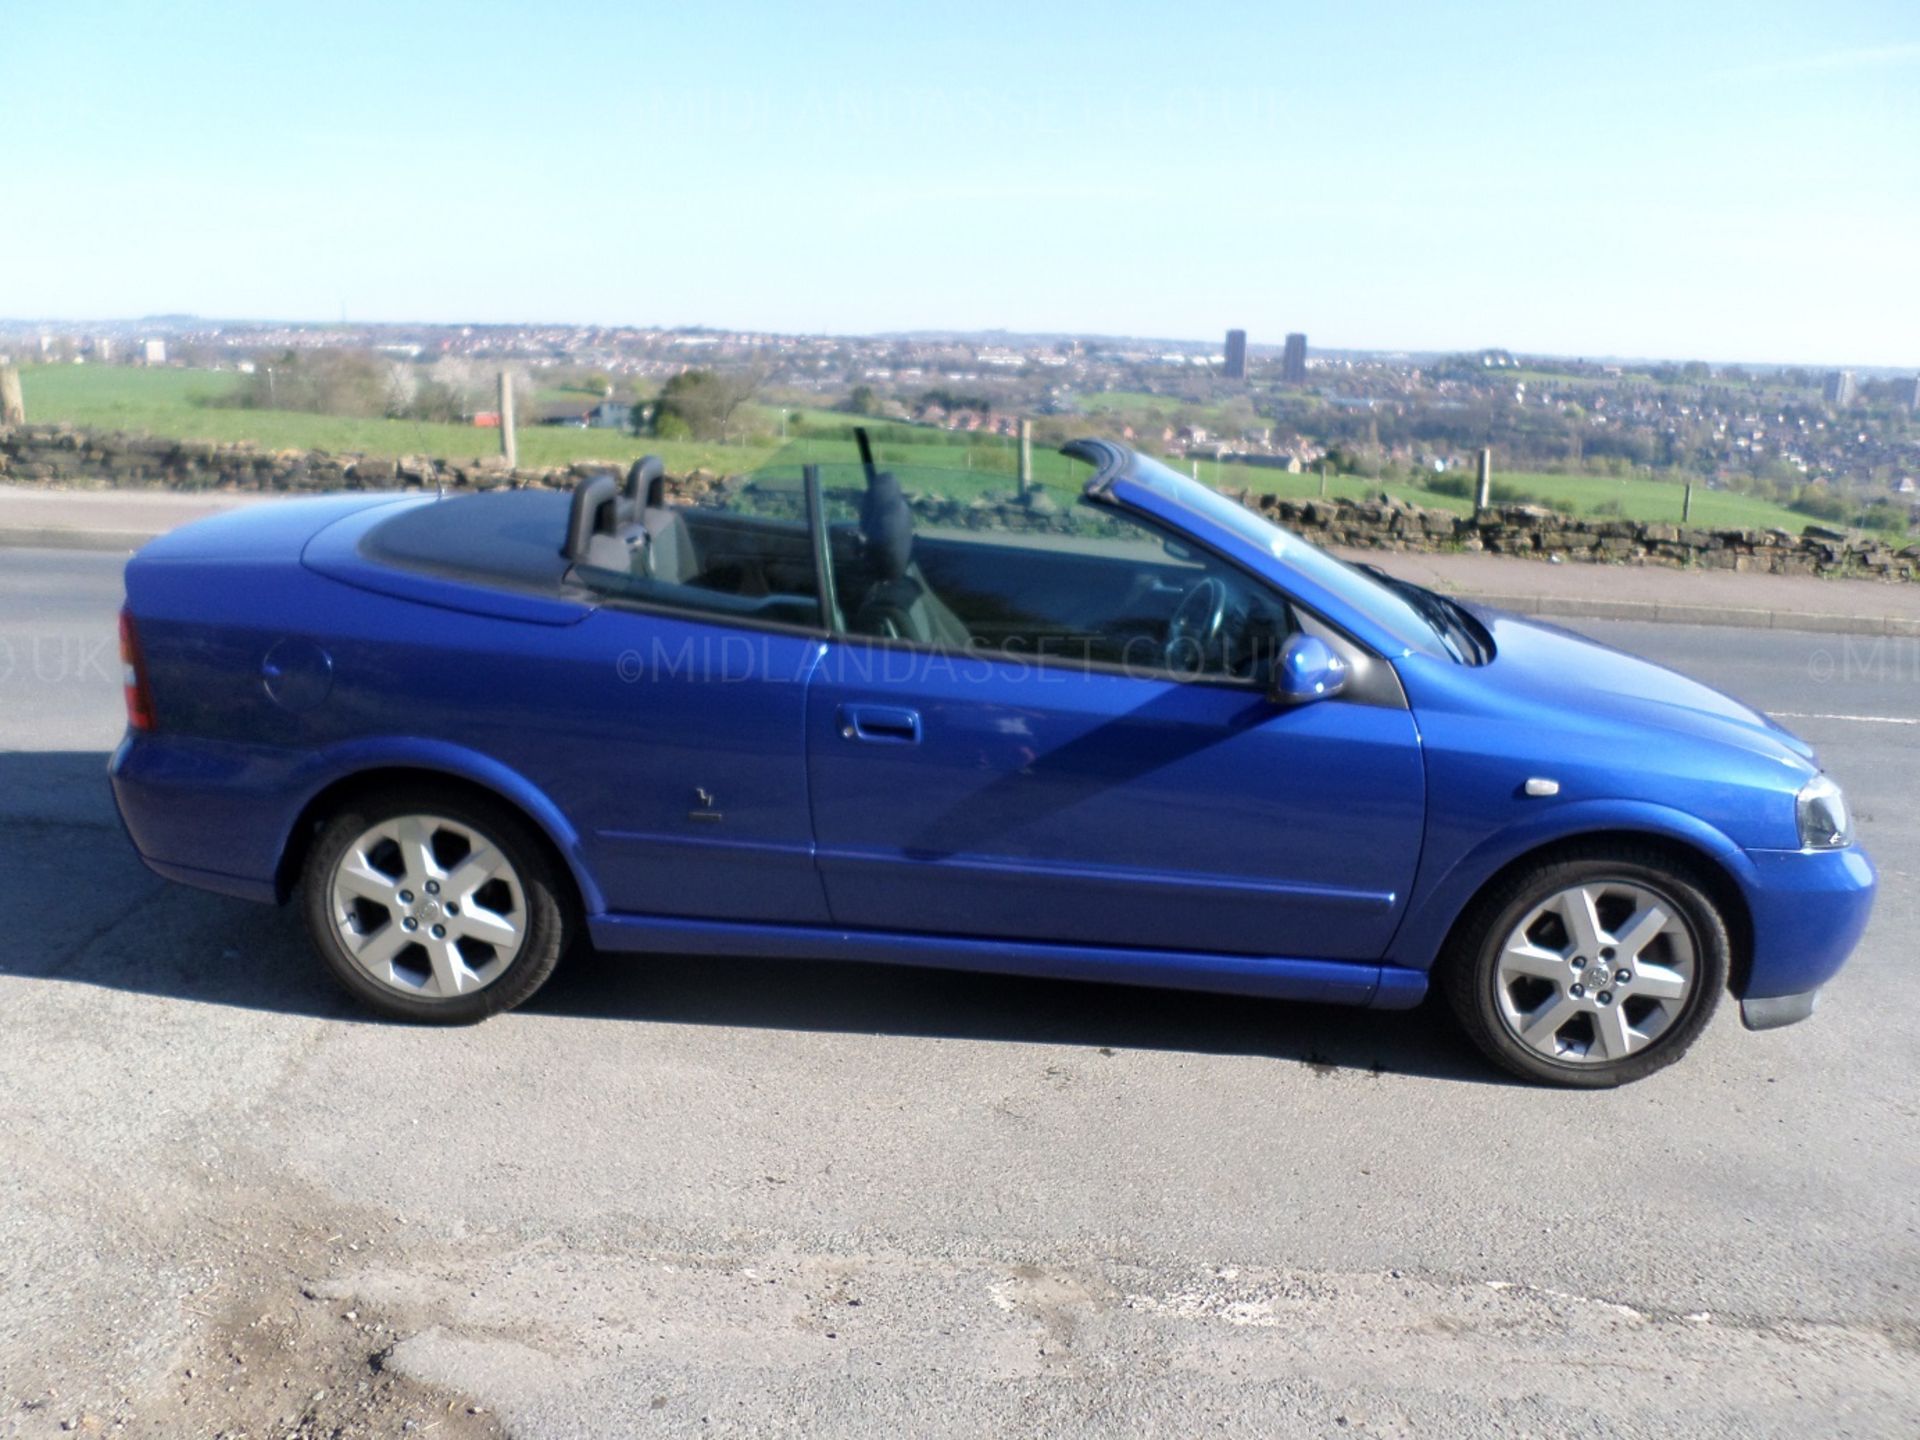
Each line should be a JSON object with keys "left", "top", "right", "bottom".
{"left": 4, "top": 0, "right": 1916, "bottom": 365}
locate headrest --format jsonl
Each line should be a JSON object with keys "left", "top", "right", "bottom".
{"left": 860, "top": 469, "right": 904, "bottom": 532}
{"left": 565, "top": 472, "right": 623, "bottom": 561}
{"left": 861, "top": 472, "right": 912, "bottom": 581}
{"left": 626, "top": 455, "right": 666, "bottom": 509}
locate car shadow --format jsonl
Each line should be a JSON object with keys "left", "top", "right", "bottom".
{"left": 7, "top": 748, "right": 1505, "bottom": 1086}
{"left": 531, "top": 945, "right": 1500, "bottom": 1083}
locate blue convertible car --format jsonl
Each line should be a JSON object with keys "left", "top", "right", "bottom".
{"left": 110, "top": 438, "right": 1875, "bottom": 1085}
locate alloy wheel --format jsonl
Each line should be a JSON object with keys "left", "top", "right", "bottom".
{"left": 327, "top": 813, "right": 526, "bottom": 999}
{"left": 1493, "top": 879, "right": 1697, "bottom": 1065}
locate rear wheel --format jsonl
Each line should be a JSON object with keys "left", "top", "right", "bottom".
{"left": 1441, "top": 846, "right": 1729, "bottom": 1087}
{"left": 301, "top": 788, "right": 569, "bottom": 1023}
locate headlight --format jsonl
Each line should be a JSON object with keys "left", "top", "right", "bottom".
{"left": 1796, "top": 774, "right": 1851, "bottom": 849}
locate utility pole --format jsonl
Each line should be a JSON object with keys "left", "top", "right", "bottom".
{"left": 0, "top": 365, "right": 23, "bottom": 427}
{"left": 498, "top": 369, "right": 517, "bottom": 470}
{"left": 1475, "top": 447, "right": 1493, "bottom": 512}
{"left": 1017, "top": 418, "right": 1033, "bottom": 498}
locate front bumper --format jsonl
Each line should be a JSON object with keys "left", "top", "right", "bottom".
{"left": 1740, "top": 990, "right": 1820, "bottom": 1031}
{"left": 1737, "top": 842, "right": 1876, "bottom": 1010}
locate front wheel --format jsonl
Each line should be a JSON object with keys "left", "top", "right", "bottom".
{"left": 301, "top": 788, "right": 570, "bottom": 1023}
{"left": 1441, "top": 847, "right": 1730, "bottom": 1087}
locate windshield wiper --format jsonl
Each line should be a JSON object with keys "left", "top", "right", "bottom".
{"left": 1353, "top": 563, "right": 1483, "bottom": 664}
{"left": 1433, "top": 592, "right": 1489, "bottom": 664}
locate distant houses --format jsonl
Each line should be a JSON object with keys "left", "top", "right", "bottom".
{"left": 535, "top": 399, "right": 634, "bottom": 430}
{"left": 910, "top": 403, "right": 1020, "bottom": 437}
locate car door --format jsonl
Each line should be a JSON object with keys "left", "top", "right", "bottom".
{"left": 538, "top": 471, "right": 832, "bottom": 925}
{"left": 805, "top": 504, "right": 1425, "bottom": 961}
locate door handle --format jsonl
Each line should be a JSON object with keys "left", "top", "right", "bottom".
{"left": 839, "top": 704, "right": 922, "bottom": 745}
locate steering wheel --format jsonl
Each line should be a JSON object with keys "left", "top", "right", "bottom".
{"left": 1164, "top": 576, "right": 1229, "bottom": 673}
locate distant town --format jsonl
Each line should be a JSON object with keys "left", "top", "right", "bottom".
{"left": 3, "top": 316, "right": 1918, "bottom": 527}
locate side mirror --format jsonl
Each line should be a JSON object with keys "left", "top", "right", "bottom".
{"left": 1271, "top": 633, "right": 1349, "bottom": 706}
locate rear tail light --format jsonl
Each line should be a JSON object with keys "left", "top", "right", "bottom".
{"left": 119, "top": 607, "right": 157, "bottom": 732}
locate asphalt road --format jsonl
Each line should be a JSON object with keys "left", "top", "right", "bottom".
{"left": 1, "top": 547, "right": 1916, "bottom": 1438}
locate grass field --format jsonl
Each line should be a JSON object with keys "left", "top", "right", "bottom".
{"left": 14, "top": 365, "right": 767, "bottom": 475}
{"left": 14, "top": 363, "right": 1853, "bottom": 535}
{"left": 1074, "top": 389, "right": 1261, "bottom": 435}
{"left": 1075, "top": 389, "right": 1189, "bottom": 417}
{"left": 760, "top": 434, "right": 1088, "bottom": 503}
{"left": 1449, "top": 470, "right": 1811, "bottom": 530}
{"left": 1181, "top": 462, "right": 1817, "bottom": 531}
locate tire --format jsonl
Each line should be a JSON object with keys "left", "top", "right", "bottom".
{"left": 1440, "top": 844, "right": 1729, "bottom": 1087}
{"left": 301, "top": 786, "right": 570, "bottom": 1024}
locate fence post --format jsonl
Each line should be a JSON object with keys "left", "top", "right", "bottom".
{"left": 1682, "top": 482, "right": 1693, "bottom": 523}
{"left": 498, "top": 369, "right": 517, "bottom": 470}
{"left": 0, "top": 365, "right": 23, "bottom": 427}
{"left": 1017, "top": 417, "right": 1033, "bottom": 498}
{"left": 1475, "top": 447, "right": 1493, "bottom": 512}
{"left": 1319, "top": 464, "right": 1328, "bottom": 497}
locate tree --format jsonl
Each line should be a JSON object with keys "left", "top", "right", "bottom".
{"left": 409, "top": 378, "right": 466, "bottom": 424}
{"left": 1216, "top": 395, "right": 1258, "bottom": 436}
{"left": 236, "top": 348, "right": 388, "bottom": 418}
{"left": 651, "top": 369, "right": 760, "bottom": 441}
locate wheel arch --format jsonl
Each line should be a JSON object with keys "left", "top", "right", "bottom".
{"left": 273, "top": 748, "right": 603, "bottom": 920}
{"left": 1394, "top": 807, "right": 1757, "bottom": 994}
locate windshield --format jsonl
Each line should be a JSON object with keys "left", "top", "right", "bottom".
{"left": 1121, "top": 452, "right": 1456, "bottom": 659}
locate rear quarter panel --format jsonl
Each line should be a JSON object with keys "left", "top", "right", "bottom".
{"left": 115, "top": 509, "right": 606, "bottom": 905}
{"left": 117, "top": 517, "right": 823, "bottom": 925}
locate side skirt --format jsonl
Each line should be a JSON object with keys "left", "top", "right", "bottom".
{"left": 588, "top": 913, "right": 1429, "bottom": 1011}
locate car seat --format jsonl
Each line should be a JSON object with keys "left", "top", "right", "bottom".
{"left": 851, "top": 472, "right": 970, "bottom": 646}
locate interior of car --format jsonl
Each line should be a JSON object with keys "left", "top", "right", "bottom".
{"left": 564, "top": 458, "right": 824, "bottom": 629}
{"left": 562, "top": 448, "right": 1292, "bottom": 681}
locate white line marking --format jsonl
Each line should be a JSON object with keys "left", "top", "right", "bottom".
{"left": 1773, "top": 711, "right": 1920, "bottom": 726}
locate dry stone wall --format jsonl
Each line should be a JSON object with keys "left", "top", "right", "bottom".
{"left": 1240, "top": 492, "right": 1920, "bottom": 580}
{"left": 3, "top": 423, "right": 1915, "bottom": 581}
